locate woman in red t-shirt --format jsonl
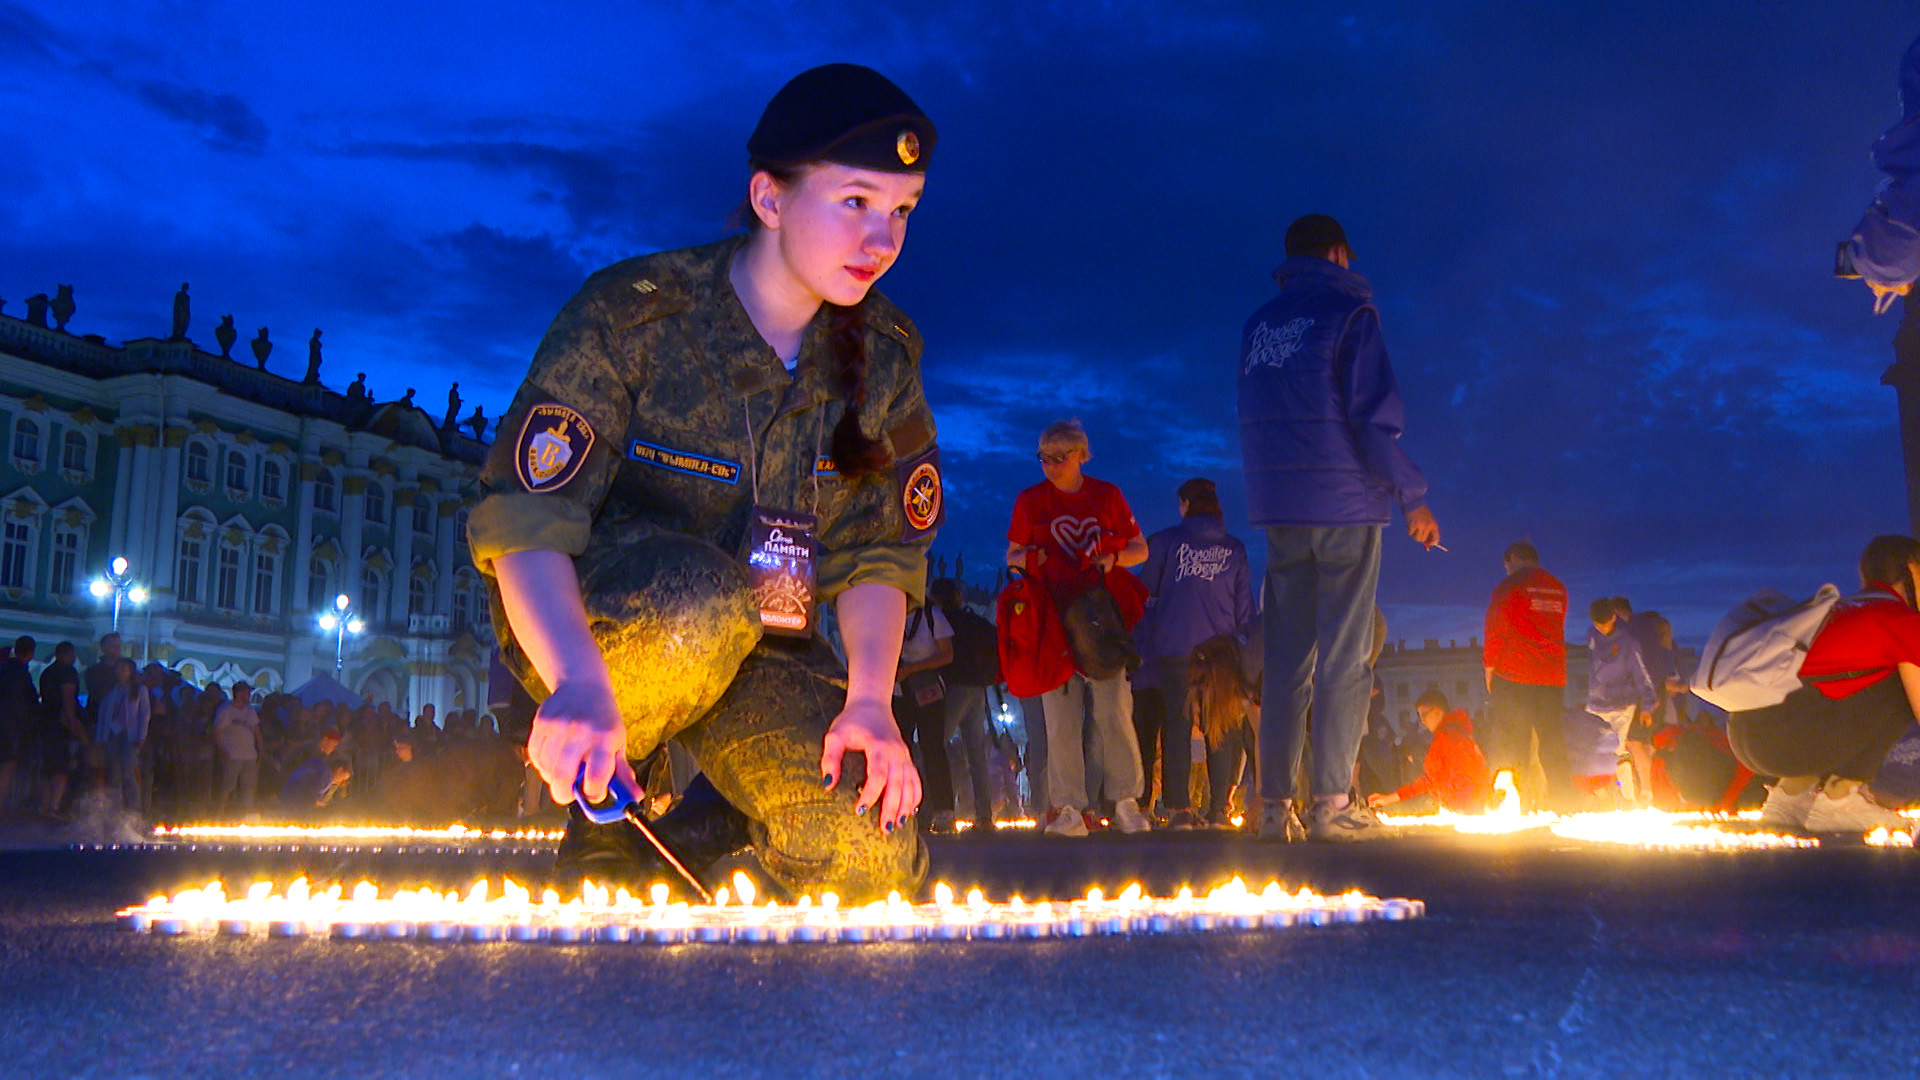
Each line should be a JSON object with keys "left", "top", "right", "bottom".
{"left": 1005, "top": 420, "right": 1151, "bottom": 836}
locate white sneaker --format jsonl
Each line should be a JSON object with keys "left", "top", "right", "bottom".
{"left": 1043, "top": 805, "right": 1089, "bottom": 838}
{"left": 1112, "top": 797, "right": 1151, "bottom": 834}
{"left": 1757, "top": 781, "right": 1817, "bottom": 831}
{"left": 1804, "top": 783, "right": 1908, "bottom": 834}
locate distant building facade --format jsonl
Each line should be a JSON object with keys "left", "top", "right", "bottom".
{"left": 0, "top": 307, "right": 495, "bottom": 717}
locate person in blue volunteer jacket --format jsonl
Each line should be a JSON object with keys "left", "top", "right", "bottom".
{"left": 1132, "top": 477, "right": 1255, "bottom": 829}
{"left": 1237, "top": 213, "right": 1441, "bottom": 842}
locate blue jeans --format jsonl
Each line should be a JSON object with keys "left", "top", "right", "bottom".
{"left": 1259, "top": 525, "right": 1381, "bottom": 802}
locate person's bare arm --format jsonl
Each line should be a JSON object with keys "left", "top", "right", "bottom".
{"left": 60, "top": 685, "right": 86, "bottom": 742}
{"left": 897, "top": 637, "right": 954, "bottom": 679}
{"left": 1898, "top": 662, "right": 1920, "bottom": 722}
{"left": 493, "top": 548, "right": 637, "bottom": 804}
{"left": 821, "top": 582, "right": 922, "bottom": 831}
{"left": 1006, "top": 540, "right": 1047, "bottom": 570}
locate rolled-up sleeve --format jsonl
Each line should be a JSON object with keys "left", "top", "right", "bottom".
{"left": 467, "top": 286, "right": 632, "bottom": 573}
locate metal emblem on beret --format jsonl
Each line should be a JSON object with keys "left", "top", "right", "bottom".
{"left": 896, "top": 130, "right": 921, "bottom": 166}
{"left": 514, "top": 403, "right": 595, "bottom": 493}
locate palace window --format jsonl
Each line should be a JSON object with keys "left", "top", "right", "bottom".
{"left": 364, "top": 483, "right": 387, "bottom": 526}
{"left": 49, "top": 528, "right": 81, "bottom": 596}
{"left": 225, "top": 450, "right": 250, "bottom": 495}
{"left": 61, "top": 430, "right": 89, "bottom": 474}
{"left": 361, "top": 566, "right": 385, "bottom": 626}
{"left": 253, "top": 549, "right": 279, "bottom": 616}
{"left": 11, "top": 418, "right": 41, "bottom": 467}
{"left": 176, "top": 536, "right": 204, "bottom": 604}
{"left": 185, "top": 442, "right": 211, "bottom": 484}
{"left": 215, "top": 544, "right": 242, "bottom": 611}
{"left": 0, "top": 519, "right": 31, "bottom": 590}
{"left": 312, "top": 469, "right": 337, "bottom": 513}
{"left": 260, "top": 460, "right": 284, "bottom": 503}
{"left": 308, "top": 557, "right": 333, "bottom": 611}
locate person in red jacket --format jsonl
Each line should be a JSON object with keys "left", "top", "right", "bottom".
{"left": 1368, "top": 690, "right": 1490, "bottom": 814}
{"left": 1482, "top": 541, "right": 1570, "bottom": 810}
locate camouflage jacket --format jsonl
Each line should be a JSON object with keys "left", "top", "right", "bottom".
{"left": 468, "top": 235, "right": 941, "bottom": 627}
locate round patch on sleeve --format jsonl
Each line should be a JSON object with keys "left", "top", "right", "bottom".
{"left": 903, "top": 459, "right": 942, "bottom": 533}
{"left": 514, "top": 403, "right": 596, "bottom": 493}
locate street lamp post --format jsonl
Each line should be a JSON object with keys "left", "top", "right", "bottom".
{"left": 316, "top": 593, "right": 365, "bottom": 674}
{"left": 88, "top": 556, "right": 149, "bottom": 636}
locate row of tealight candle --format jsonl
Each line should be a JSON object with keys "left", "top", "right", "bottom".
{"left": 117, "top": 873, "right": 1424, "bottom": 945}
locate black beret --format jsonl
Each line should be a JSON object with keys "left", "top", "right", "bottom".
{"left": 748, "top": 63, "right": 936, "bottom": 174}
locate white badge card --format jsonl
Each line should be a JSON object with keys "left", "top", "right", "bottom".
{"left": 745, "top": 506, "right": 818, "bottom": 637}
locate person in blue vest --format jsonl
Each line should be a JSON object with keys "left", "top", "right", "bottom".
{"left": 1236, "top": 214, "right": 1442, "bottom": 842}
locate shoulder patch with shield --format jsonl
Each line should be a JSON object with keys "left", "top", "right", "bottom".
{"left": 514, "top": 403, "right": 596, "bottom": 493}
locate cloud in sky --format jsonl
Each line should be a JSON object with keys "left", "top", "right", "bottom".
{"left": 1, "top": 0, "right": 1916, "bottom": 647}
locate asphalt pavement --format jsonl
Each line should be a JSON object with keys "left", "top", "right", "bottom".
{"left": 2, "top": 827, "right": 1917, "bottom": 1079}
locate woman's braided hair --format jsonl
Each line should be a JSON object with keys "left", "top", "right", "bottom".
{"left": 742, "top": 161, "right": 892, "bottom": 480}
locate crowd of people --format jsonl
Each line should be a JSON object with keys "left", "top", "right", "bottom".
{"left": 12, "top": 58, "right": 1920, "bottom": 913}
{"left": 0, "top": 631, "right": 533, "bottom": 826}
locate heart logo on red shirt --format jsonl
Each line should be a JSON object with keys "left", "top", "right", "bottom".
{"left": 1050, "top": 516, "right": 1101, "bottom": 557}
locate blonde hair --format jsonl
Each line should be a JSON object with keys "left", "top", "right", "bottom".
{"left": 1039, "top": 418, "right": 1090, "bottom": 458}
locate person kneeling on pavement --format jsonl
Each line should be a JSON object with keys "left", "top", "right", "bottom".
{"left": 1367, "top": 689, "right": 1490, "bottom": 815}
{"left": 1731, "top": 535, "right": 1920, "bottom": 833}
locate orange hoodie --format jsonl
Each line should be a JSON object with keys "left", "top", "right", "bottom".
{"left": 1395, "top": 710, "right": 1491, "bottom": 813}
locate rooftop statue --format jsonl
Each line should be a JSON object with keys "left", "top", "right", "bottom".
{"left": 347, "top": 372, "right": 369, "bottom": 400}
{"left": 171, "top": 283, "right": 190, "bottom": 340}
{"left": 24, "top": 294, "right": 49, "bottom": 327}
{"left": 443, "top": 383, "right": 462, "bottom": 432}
{"left": 216, "top": 315, "right": 237, "bottom": 360}
{"left": 50, "top": 285, "right": 74, "bottom": 332}
{"left": 304, "top": 329, "right": 323, "bottom": 383}
{"left": 463, "top": 405, "right": 487, "bottom": 441}
{"left": 252, "top": 327, "right": 272, "bottom": 368}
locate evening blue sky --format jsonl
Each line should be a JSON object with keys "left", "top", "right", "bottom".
{"left": 2, "top": 0, "right": 1914, "bottom": 647}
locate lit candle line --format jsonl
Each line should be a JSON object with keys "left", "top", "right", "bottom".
{"left": 116, "top": 872, "right": 1423, "bottom": 946}
{"left": 1374, "top": 805, "right": 1835, "bottom": 849}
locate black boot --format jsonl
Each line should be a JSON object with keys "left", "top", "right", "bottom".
{"left": 551, "top": 772, "right": 751, "bottom": 897}
{"left": 649, "top": 772, "right": 753, "bottom": 869}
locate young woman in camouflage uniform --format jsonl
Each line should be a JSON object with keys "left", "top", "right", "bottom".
{"left": 467, "top": 64, "right": 943, "bottom": 900}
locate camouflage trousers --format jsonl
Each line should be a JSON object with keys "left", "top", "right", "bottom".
{"left": 504, "top": 532, "right": 927, "bottom": 902}
{"left": 667, "top": 642, "right": 929, "bottom": 903}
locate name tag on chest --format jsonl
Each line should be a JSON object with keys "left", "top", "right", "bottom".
{"left": 627, "top": 439, "right": 741, "bottom": 484}
{"left": 743, "top": 506, "right": 818, "bottom": 637}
